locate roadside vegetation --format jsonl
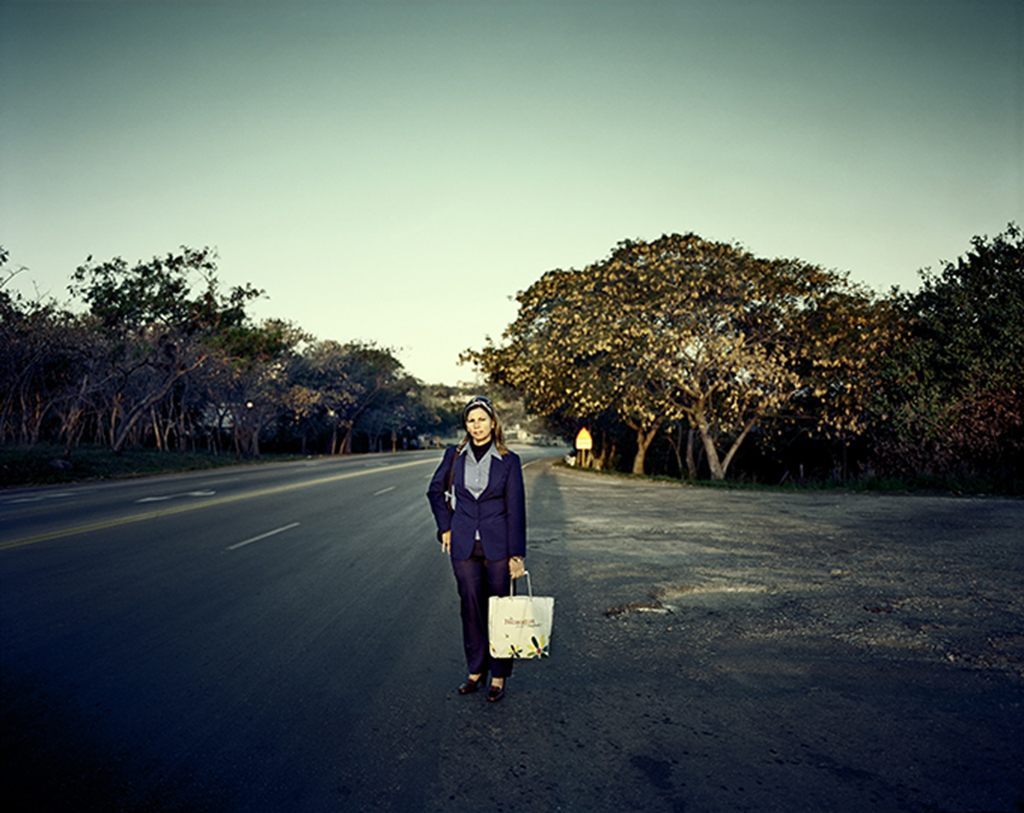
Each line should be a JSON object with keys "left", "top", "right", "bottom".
{"left": 468, "top": 224, "right": 1023, "bottom": 496}
{"left": 3, "top": 224, "right": 1020, "bottom": 495}
{"left": 557, "top": 459, "right": 1019, "bottom": 498}
{"left": 0, "top": 246, "right": 471, "bottom": 462}
{"left": 0, "top": 443, "right": 307, "bottom": 488}
{"left": 0, "top": 246, "right": 520, "bottom": 488}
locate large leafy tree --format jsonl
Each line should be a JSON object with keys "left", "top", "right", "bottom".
{"left": 68, "top": 247, "right": 263, "bottom": 453}
{"left": 290, "top": 340, "right": 408, "bottom": 454}
{"left": 202, "top": 319, "right": 306, "bottom": 456}
{"left": 0, "top": 249, "right": 100, "bottom": 450}
{"left": 2, "top": 244, "right": 449, "bottom": 461}
{"left": 470, "top": 233, "right": 889, "bottom": 478}
{"left": 874, "top": 223, "right": 1024, "bottom": 480}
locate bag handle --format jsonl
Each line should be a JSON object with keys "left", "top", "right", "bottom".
{"left": 509, "top": 570, "right": 532, "bottom": 598}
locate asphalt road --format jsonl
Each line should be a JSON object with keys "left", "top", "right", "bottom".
{"left": 0, "top": 449, "right": 547, "bottom": 811}
{"left": 2, "top": 452, "right": 1022, "bottom": 812}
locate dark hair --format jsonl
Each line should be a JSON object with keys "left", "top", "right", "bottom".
{"left": 458, "top": 397, "right": 508, "bottom": 455}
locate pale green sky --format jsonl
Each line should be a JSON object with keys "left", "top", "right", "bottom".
{"left": 2, "top": 0, "right": 1021, "bottom": 384}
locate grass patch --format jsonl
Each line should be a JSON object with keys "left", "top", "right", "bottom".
{"left": 556, "top": 461, "right": 1023, "bottom": 497}
{"left": 556, "top": 461, "right": 690, "bottom": 486}
{"left": 854, "top": 473, "right": 1024, "bottom": 497}
{"left": 0, "top": 444, "right": 304, "bottom": 488}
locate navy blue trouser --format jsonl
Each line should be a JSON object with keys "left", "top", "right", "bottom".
{"left": 451, "top": 540, "right": 513, "bottom": 679}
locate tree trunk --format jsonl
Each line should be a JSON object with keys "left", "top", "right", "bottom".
{"left": 151, "top": 407, "right": 163, "bottom": 451}
{"left": 696, "top": 414, "right": 759, "bottom": 481}
{"left": 668, "top": 422, "right": 684, "bottom": 478}
{"left": 112, "top": 385, "right": 175, "bottom": 453}
{"left": 60, "top": 402, "right": 85, "bottom": 459}
{"left": 249, "top": 422, "right": 261, "bottom": 457}
{"left": 594, "top": 430, "right": 613, "bottom": 470}
{"left": 631, "top": 422, "right": 661, "bottom": 475}
{"left": 686, "top": 426, "right": 699, "bottom": 479}
{"left": 110, "top": 355, "right": 204, "bottom": 454}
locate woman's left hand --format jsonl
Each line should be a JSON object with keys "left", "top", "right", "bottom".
{"left": 509, "top": 557, "right": 526, "bottom": 580}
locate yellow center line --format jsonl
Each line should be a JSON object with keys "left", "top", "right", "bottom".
{"left": 0, "top": 457, "right": 438, "bottom": 552}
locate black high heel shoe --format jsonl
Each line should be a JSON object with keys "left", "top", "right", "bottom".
{"left": 458, "top": 676, "right": 482, "bottom": 695}
{"left": 487, "top": 681, "right": 506, "bottom": 702}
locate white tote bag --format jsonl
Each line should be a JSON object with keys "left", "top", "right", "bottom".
{"left": 488, "top": 572, "right": 554, "bottom": 659}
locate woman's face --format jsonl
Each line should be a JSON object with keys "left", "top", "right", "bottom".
{"left": 465, "top": 407, "right": 494, "bottom": 445}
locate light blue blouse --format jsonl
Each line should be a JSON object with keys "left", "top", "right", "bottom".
{"left": 459, "top": 441, "right": 501, "bottom": 500}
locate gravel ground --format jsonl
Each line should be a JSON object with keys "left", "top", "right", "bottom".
{"left": 430, "top": 461, "right": 1024, "bottom": 813}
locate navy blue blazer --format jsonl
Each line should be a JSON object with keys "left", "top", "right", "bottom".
{"left": 427, "top": 445, "right": 526, "bottom": 562}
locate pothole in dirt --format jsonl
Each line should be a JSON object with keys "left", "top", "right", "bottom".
{"left": 604, "top": 600, "right": 672, "bottom": 617}
{"left": 655, "top": 583, "right": 770, "bottom": 601}
{"left": 605, "top": 583, "right": 774, "bottom": 616}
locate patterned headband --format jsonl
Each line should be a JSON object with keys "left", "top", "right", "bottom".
{"left": 463, "top": 396, "right": 495, "bottom": 422}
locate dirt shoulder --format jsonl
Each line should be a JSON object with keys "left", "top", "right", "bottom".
{"left": 434, "top": 459, "right": 1024, "bottom": 813}
{"left": 538, "top": 463, "right": 1024, "bottom": 682}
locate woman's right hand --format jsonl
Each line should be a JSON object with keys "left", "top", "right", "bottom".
{"left": 441, "top": 530, "right": 451, "bottom": 554}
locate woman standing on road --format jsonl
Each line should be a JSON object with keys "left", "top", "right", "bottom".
{"left": 427, "top": 396, "right": 526, "bottom": 703}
